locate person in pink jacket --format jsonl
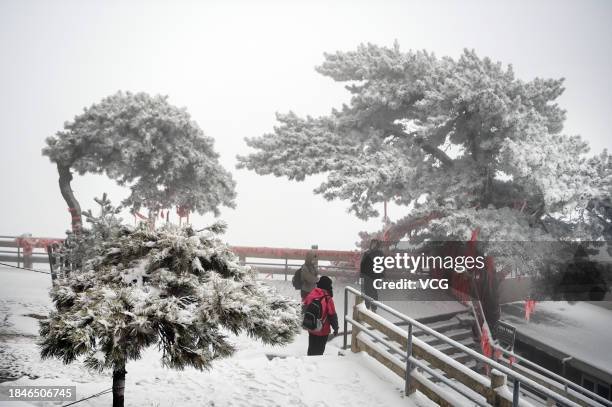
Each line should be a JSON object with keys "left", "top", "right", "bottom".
{"left": 302, "top": 276, "right": 339, "bottom": 355}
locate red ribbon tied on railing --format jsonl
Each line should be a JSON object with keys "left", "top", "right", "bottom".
{"left": 524, "top": 299, "right": 537, "bottom": 321}
{"left": 480, "top": 328, "right": 493, "bottom": 358}
{"left": 15, "top": 237, "right": 64, "bottom": 254}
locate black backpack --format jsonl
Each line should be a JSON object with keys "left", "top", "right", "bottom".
{"left": 302, "top": 296, "right": 328, "bottom": 331}
{"left": 292, "top": 267, "right": 303, "bottom": 290}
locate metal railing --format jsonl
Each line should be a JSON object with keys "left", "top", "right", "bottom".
{"left": 470, "top": 275, "right": 610, "bottom": 406}
{"left": 343, "top": 286, "right": 589, "bottom": 407}
{"left": 494, "top": 345, "right": 612, "bottom": 407}
{"left": 0, "top": 235, "right": 53, "bottom": 268}
{"left": 348, "top": 316, "right": 489, "bottom": 406}
{"left": 0, "top": 235, "right": 360, "bottom": 279}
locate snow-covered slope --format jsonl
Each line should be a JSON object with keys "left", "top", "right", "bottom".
{"left": 0, "top": 266, "right": 422, "bottom": 406}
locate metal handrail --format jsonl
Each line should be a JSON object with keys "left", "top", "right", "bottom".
{"left": 475, "top": 299, "right": 496, "bottom": 346}
{"left": 347, "top": 316, "right": 489, "bottom": 406}
{"left": 343, "top": 286, "right": 587, "bottom": 407}
{"left": 494, "top": 345, "right": 612, "bottom": 407}
{"left": 468, "top": 278, "right": 493, "bottom": 345}
{"left": 471, "top": 277, "right": 609, "bottom": 406}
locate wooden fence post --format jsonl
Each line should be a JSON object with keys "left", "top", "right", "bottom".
{"left": 350, "top": 296, "right": 363, "bottom": 353}
{"left": 489, "top": 370, "right": 513, "bottom": 406}
{"left": 24, "top": 250, "right": 32, "bottom": 269}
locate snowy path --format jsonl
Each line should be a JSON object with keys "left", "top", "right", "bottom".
{"left": 1, "top": 342, "right": 414, "bottom": 407}
{"left": 0, "top": 266, "right": 424, "bottom": 406}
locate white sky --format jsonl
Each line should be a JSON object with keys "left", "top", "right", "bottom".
{"left": 1, "top": 0, "right": 611, "bottom": 250}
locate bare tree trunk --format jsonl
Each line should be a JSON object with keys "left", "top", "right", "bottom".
{"left": 112, "top": 364, "right": 127, "bottom": 407}
{"left": 57, "top": 164, "right": 82, "bottom": 234}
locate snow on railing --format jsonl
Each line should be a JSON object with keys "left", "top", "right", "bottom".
{"left": 353, "top": 324, "right": 489, "bottom": 406}
{"left": 0, "top": 235, "right": 59, "bottom": 268}
{"left": 494, "top": 346, "right": 612, "bottom": 407}
{"left": 1, "top": 234, "right": 361, "bottom": 280}
{"left": 343, "top": 286, "right": 585, "bottom": 407}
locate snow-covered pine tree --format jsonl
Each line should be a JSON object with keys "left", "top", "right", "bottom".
{"left": 43, "top": 91, "right": 236, "bottom": 233}
{"left": 237, "top": 43, "right": 611, "bottom": 283}
{"left": 50, "top": 193, "right": 124, "bottom": 276}
{"left": 40, "top": 201, "right": 301, "bottom": 407}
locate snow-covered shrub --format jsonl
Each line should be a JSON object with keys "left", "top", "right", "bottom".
{"left": 40, "top": 217, "right": 301, "bottom": 406}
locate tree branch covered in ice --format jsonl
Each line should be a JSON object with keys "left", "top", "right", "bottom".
{"left": 43, "top": 91, "right": 236, "bottom": 232}
{"left": 237, "top": 43, "right": 610, "bottom": 244}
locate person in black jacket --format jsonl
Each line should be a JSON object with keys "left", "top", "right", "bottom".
{"left": 360, "top": 239, "right": 385, "bottom": 312}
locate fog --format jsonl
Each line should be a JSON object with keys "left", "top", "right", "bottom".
{"left": 1, "top": 0, "right": 610, "bottom": 249}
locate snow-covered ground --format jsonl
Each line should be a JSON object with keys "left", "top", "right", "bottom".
{"left": 0, "top": 266, "right": 432, "bottom": 407}
{"left": 501, "top": 300, "right": 612, "bottom": 378}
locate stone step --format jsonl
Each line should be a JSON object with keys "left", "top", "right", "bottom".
{"left": 432, "top": 338, "right": 479, "bottom": 355}
{"left": 414, "top": 309, "right": 472, "bottom": 325}
{"left": 420, "top": 328, "right": 474, "bottom": 346}
{"left": 413, "top": 318, "right": 465, "bottom": 336}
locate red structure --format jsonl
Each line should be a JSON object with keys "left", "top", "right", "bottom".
{"left": 12, "top": 236, "right": 64, "bottom": 268}
{"left": 6, "top": 236, "right": 362, "bottom": 274}
{"left": 230, "top": 246, "right": 360, "bottom": 263}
